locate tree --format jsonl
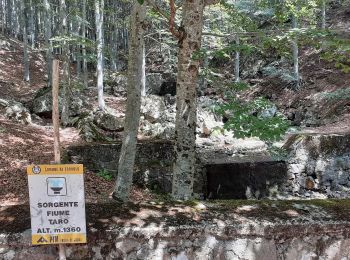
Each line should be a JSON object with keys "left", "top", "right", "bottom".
{"left": 95, "top": 0, "right": 105, "bottom": 110}
{"left": 43, "top": 0, "right": 53, "bottom": 87}
{"left": 171, "top": 0, "right": 206, "bottom": 200}
{"left": 60, "top": 0, "right": 71, "bottom": 126}
{"left": 292, "top": 11, "right": 299, "bottom": 87}
{"left": 234, "top": 34, "right": 240, "bottom": 82}
{"left": 321, "top": 0, "right": 326, "bottom": 30}
{"left": 22, "top": 0, "right": 30, "bottom": 82}
{"left": 113, "top": 0, "right": 146, "bottom": 202}
{"left": 82, "top": 0, "right": 88, "bottom": 88}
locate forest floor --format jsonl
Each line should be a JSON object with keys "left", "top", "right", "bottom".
{"left": 1, "top": 3, "right": 350, "bottom": 206}
{"left": 0, "top": 37, "right": 152, "bottom": 206}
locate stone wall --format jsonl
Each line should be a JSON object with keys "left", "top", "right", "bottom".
{"left": 283, "top": 133, "right": 350, "bottom": 199}
{"left": 67, "top": 133, "right": 350, "bottom": 200}
{"left": 66, "top": 142, "right": 286, "bottom": 199}
{"left": 67, "top": 141, "right": 175, "bottom": 193}
{"left": 2, "top": 201, "right": 350, "bottom": 260}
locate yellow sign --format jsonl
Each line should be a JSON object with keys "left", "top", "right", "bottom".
{"left": 27, "top": 164, "right": 87, "bottom": 245}
{"left": 27, "top": 164, "right": 83, "bottom": 175}
{"left": 32, "top": 233, "right": 86, "bottom": 245}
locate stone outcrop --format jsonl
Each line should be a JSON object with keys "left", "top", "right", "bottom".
{"left": 31, "top": 87, "right": 84, "bottom": 118}
{"left": 0, "top": 98, "right": 31, "bottom": 124}
{"left": 139, "top": 95, "right": 223, "bottom": 139}
{"left": 283, "top": 133, "right": 350, "bottom": 198}
{"left": 94, "top": 109, "right": 124, "bottom": 132}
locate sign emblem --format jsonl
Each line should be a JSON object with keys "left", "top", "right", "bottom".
{"left": 32, "top": 165, "right": 41, "bottom": 174}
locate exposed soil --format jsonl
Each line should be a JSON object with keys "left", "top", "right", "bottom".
{"left": 0, "top": 37, "right": 147, "bottom": 206}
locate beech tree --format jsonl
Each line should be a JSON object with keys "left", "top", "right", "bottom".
{"left": 292, "top": 12, "right": 299, "bottom": 87}
{"left": 169, "top": 0, "right": 206, "bottom": 200}
{"left": 95, "top": 0, "right": 105, "bottom": 110}
{"left": 113, "top": 0, "right": 146, "bottom": 202}
{"left": 82, "top": 0, "right": 88, "bottom": 88}
{"left": 43, "top": 0, "right": 52, "bottom": 86}
{"left": 21, "top": 0, "right": 30, "bottom": 82}
{"left": 60, "top": 0, "right": 70, "bottom": 126}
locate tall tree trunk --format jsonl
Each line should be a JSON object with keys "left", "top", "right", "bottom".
{"left": 172, "top": 0, "right": 205, "bottom": 200}
{"left": 82, "top": 0, "right": 88, "bottom": 88}
{"left": 73, "top": 0, "right": 81, "bottom": 77}
{"left": 141, "top": 44, "right": 146, "bottom": 96}
{"left": 44, "top": 0, "right": 53, "bottom": 87}
{"left": 22, "top": 0, "right": 30, "bottom": 82}
{"left": 113, "top": 1, "right": 146, "bottom": 202}
{"left": 95, "top": 0, "right": 105, "bottom": 110}
{"left": 235, "top": 34, "right": 240, "bottom": 83}
{"left": 60, "top": 0, "right": 70, "bottom": 126}
{"left": 28, "top": 0, "right": 35, "bottom": 47}
{"left": 1, "top": 0, "right": 5, "bottom": 35}
{"left": 321, "top": 0, "right": 326, "bottom": 30}
{"left": 292, "top": 14, "right": 299, "bottom": 88}
{"left": 110, "top": 2, "right": 118, "bottom": 72}
{"left": 6, "top": 0, "right": 11, "bottom": 36}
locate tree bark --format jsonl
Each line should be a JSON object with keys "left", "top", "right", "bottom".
{"left": 60, "top": 0, "right": 71, "bottom": 126}
{"left": 235, "top": 34, "right": 240, "bottom": 83}
{"left": 22, "top": 0, "right": 30, "bottom": 82}
{"left": 321, "top": 0, "right": 326, "bottom": 30}
{"left": 43, "top": 0, "right": 53, "bottom": 87}
{"left": 95, "top": 0, "right": 105, "bottom": 110}
{"left": 82, "top": 0, "right": 88, "bottom": 88}
{"left": 292, "top": 13, "right": 299, "bottom": 88}
{"left": 172, "top": 0, "right": 205, "bottom": 200}
{"left": 113, "top": 1, "right": 146, "bottom": 202}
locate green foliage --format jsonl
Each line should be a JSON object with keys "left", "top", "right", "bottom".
{"left": 322, "top": 87, "right": 350, "bottom": 100}
{"left": 97, "top": 169, "right": 113, "bottom": 181}
{"left": 137, "top": 0, "right": 144, "bottom": 4}
{"left": 268, "top": 146, "right": 289, "bottom": 161}
{"left": 320, "top": 36, "right": 350, "bottom": 73}
{"left": 215, "top": 83, "right": 289, "bottom": 142}
{"left": 260, "top": 0, "right": 320, "bottom": 24}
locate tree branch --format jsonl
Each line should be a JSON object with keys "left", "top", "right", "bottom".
{"left": 169, "top": 0, "right": 181, "bottom": 39}
{"left": 145, "top": 0, "right": 169, "bottom": 21}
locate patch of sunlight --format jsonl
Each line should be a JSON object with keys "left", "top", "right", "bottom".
{"left": 235, "top": 204, "right": 259, "bottom": 213}
{"left": 8, "top": 136, "right": 30, "bottom": 145}
{"left": 283, "top": 209, "right": 299, "bottom": 217}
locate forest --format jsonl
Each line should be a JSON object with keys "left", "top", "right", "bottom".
{"left": 1, "top": 0, "right": 350, "bottom": 259}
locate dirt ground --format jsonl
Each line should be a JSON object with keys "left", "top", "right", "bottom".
{"left": 0, "top": 37, "right": 149, "bottom": 206}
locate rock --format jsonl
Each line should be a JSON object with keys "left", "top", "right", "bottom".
{"left": 260, "top": 105, "right": 277, "bottom": 118}
{"left": 141, "top": 95, "right": 167, "bottom": 123}
{"left": 140, "top": 120, "right": 175, "bottom": 139}
{"left": 111, "top": 73, "right": 127, "bottom": 97}
{"left": 197, "top": 97, "right": 223, "bottom": 136}
{"left": 164, "top": 94, "right": 176, "bottom": 107}
{"left": 146, "top": 73, "right": 163, "bottom": 95}
{"left": 31, "top": 87, "right": 58, "bottom": 117}
{"left": 305, "top": 177, "right": 316, "bottom": 190}
{"left": 31, "top": 87, "right": 84, "bottom": 117}
{"left": 0, "top": 98, "right": 31, "bottom": 124}
{"left": 94, "top": 109, "right": 124, "bottom": 131}
{"left": 284, "top": 134, "right": 350, "bottom": 198}
{"left": 139, "top": 95, "right": 223, "bottom": 139}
